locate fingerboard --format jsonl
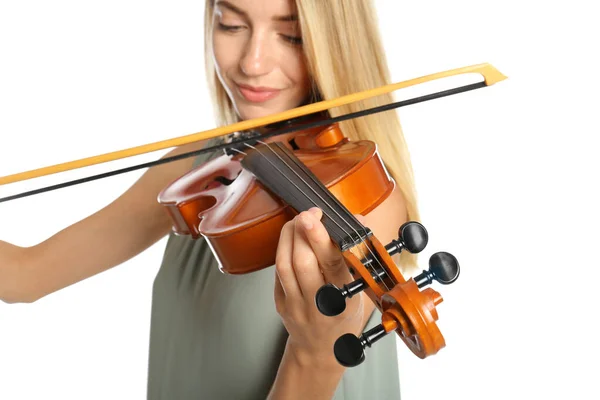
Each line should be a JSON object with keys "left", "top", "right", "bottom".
{"left": 241, "top": 142, "right": 371, "bottom": 251}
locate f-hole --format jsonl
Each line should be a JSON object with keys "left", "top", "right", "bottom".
{"left": 203, "top": 169, "right": 242, "bottom": 189}
{"left": 288, "top": 138, "right": 300, "bottom": 150}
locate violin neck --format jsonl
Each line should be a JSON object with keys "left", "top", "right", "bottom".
{"left": 241, "top": 142, "right": 370, "bottom": 251}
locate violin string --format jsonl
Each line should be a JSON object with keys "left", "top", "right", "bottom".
{"left": 250, "top": 141, "right": 394, "bottom": 292}
{"left": 239, "top": 142, "right": 387, "bottom": 292}
{"left": 238, "top": 144, "right": 353, "bottom": 238}
{"left": 205, "top": 148, "right": 417, "bottom": 344}
{"left": 258, "top": 141, "right": 396, "bottom": 291}
{"left": 260, "top": 141, "right": 397, "bottom": 290}
{"left": 232, "top": 143, "right": 393, "bottom": 293}
{"left": 245, "top": 141, "right": 393, "bottom": 292}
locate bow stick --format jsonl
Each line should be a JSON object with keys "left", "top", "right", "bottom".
{"left": 0, "top": 63, "right": 506, "bottom": 201}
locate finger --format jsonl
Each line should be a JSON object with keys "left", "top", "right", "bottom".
{"left": 292, "top": 211, "right": 327, "bottom": 298}
{"left": 302, "top": 207, "right": 353, "bottom": 287}
{"left": 275, "top": 219, "right": 302, "bottom": 299}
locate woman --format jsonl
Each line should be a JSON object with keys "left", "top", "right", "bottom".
{"left": 0, "top": 0, "right": 420, "bottom": 398}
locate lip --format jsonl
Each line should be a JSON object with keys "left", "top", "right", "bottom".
{"left": 236, "top": 83, "right": 281, "bottom": 103}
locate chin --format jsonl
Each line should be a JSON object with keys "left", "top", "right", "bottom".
{"left": 232, "top": 92, "right": 307, "bottom": 121}
{"left": 235, "top": 103, "right": 292, "bottom": 121}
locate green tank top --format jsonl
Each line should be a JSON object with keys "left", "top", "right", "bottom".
{"left": 146, "top": 139, "right": 401, "bottom": 399}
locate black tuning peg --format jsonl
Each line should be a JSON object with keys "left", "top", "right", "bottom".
{"left": 362, "top": 221, "right": 428, "bottom": 268}
{"left": 414, "top": 251, "right": 460, "bottom": 289}
{"left": 315, "top": 280, "right": 365, "bottom": 316}
{"left": 333, "top": 324, "right": 389, "bottom": 367}
{"left": 316, "top": 266, "right": 392, "bottom": 316}
{"left": 384, "top": 221, "right": 428, "bottom": 257}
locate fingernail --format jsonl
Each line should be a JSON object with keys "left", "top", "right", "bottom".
{"left": 309, "top": 207, "right": 321, "bottom": 217}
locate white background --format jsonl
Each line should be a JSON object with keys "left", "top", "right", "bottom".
{"left": 1, "top": 0, "right": 598, "bottom": 399}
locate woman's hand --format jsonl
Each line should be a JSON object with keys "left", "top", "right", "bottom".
{"left": 274, "top": 207, "right": 371, "bottom": 368}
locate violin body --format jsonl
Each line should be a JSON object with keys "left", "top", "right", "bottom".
{"left": 158, "top": 123, "right": 394, "bottom": 274}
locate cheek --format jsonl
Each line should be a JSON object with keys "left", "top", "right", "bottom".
{"left": 286, "top": 53, "right": 311, "bottom": 94}
{"left": 212, "top": 35, "right": 237, "bottom": 78}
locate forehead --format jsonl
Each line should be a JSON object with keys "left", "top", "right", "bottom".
{"left": 215, "top": 0, "right": 298, "bottom": 20}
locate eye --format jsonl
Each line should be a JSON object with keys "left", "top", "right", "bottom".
{"left": 217, "top": 22, "right": 244, "bottom": 32}
{"left": 281, "top": 35, "right": 302, "bottom": 46}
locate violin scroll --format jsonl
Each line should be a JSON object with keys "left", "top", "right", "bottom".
{"left": 315, "top": 222, "right": 460, "bottom": 367}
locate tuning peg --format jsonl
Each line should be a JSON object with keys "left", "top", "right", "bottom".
{"left": 315, "top": 279, "right": 365, "bottom": 316}
{"left": 316, "top": 265, "right": 394, "bottom": 316}
{"left": 414, "top": 251, "right": 460, "bottom": 288}
{"left": 333, "top": 324, "right": 389, "bottom": 367}
{"left": 385, "top": 221, "right": 428, "bottom": 256}
{"left": 362, "top": 221, "right": 428, "bottom": 268}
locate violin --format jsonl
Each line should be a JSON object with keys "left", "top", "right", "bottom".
{"left": 158, "top": 116, "right": 459, "bottom": 365}
{"left": 0, "top": 63, "right": 507, "bottom": 366}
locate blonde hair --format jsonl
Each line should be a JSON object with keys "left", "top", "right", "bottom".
{"left": 204, "top": 0, "right": 420, "bottom": 271}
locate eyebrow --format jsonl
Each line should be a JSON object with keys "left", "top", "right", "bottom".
{"left": 216, "top": 0, "right": 298, "bottom": 22}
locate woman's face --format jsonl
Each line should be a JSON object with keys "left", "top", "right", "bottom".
{"left": 211, "top": 0, "right": 311, "bottom": 121}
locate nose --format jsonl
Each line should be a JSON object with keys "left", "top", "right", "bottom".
{"left": 239, "top": 31, "right": 273, "bottom": 77}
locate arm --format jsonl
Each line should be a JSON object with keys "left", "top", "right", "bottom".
{"left": 267, "top": 185, "right": 407, "bottom": 399}
{"left": 0, "top": 140, "right": 208, "bottom": 304}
